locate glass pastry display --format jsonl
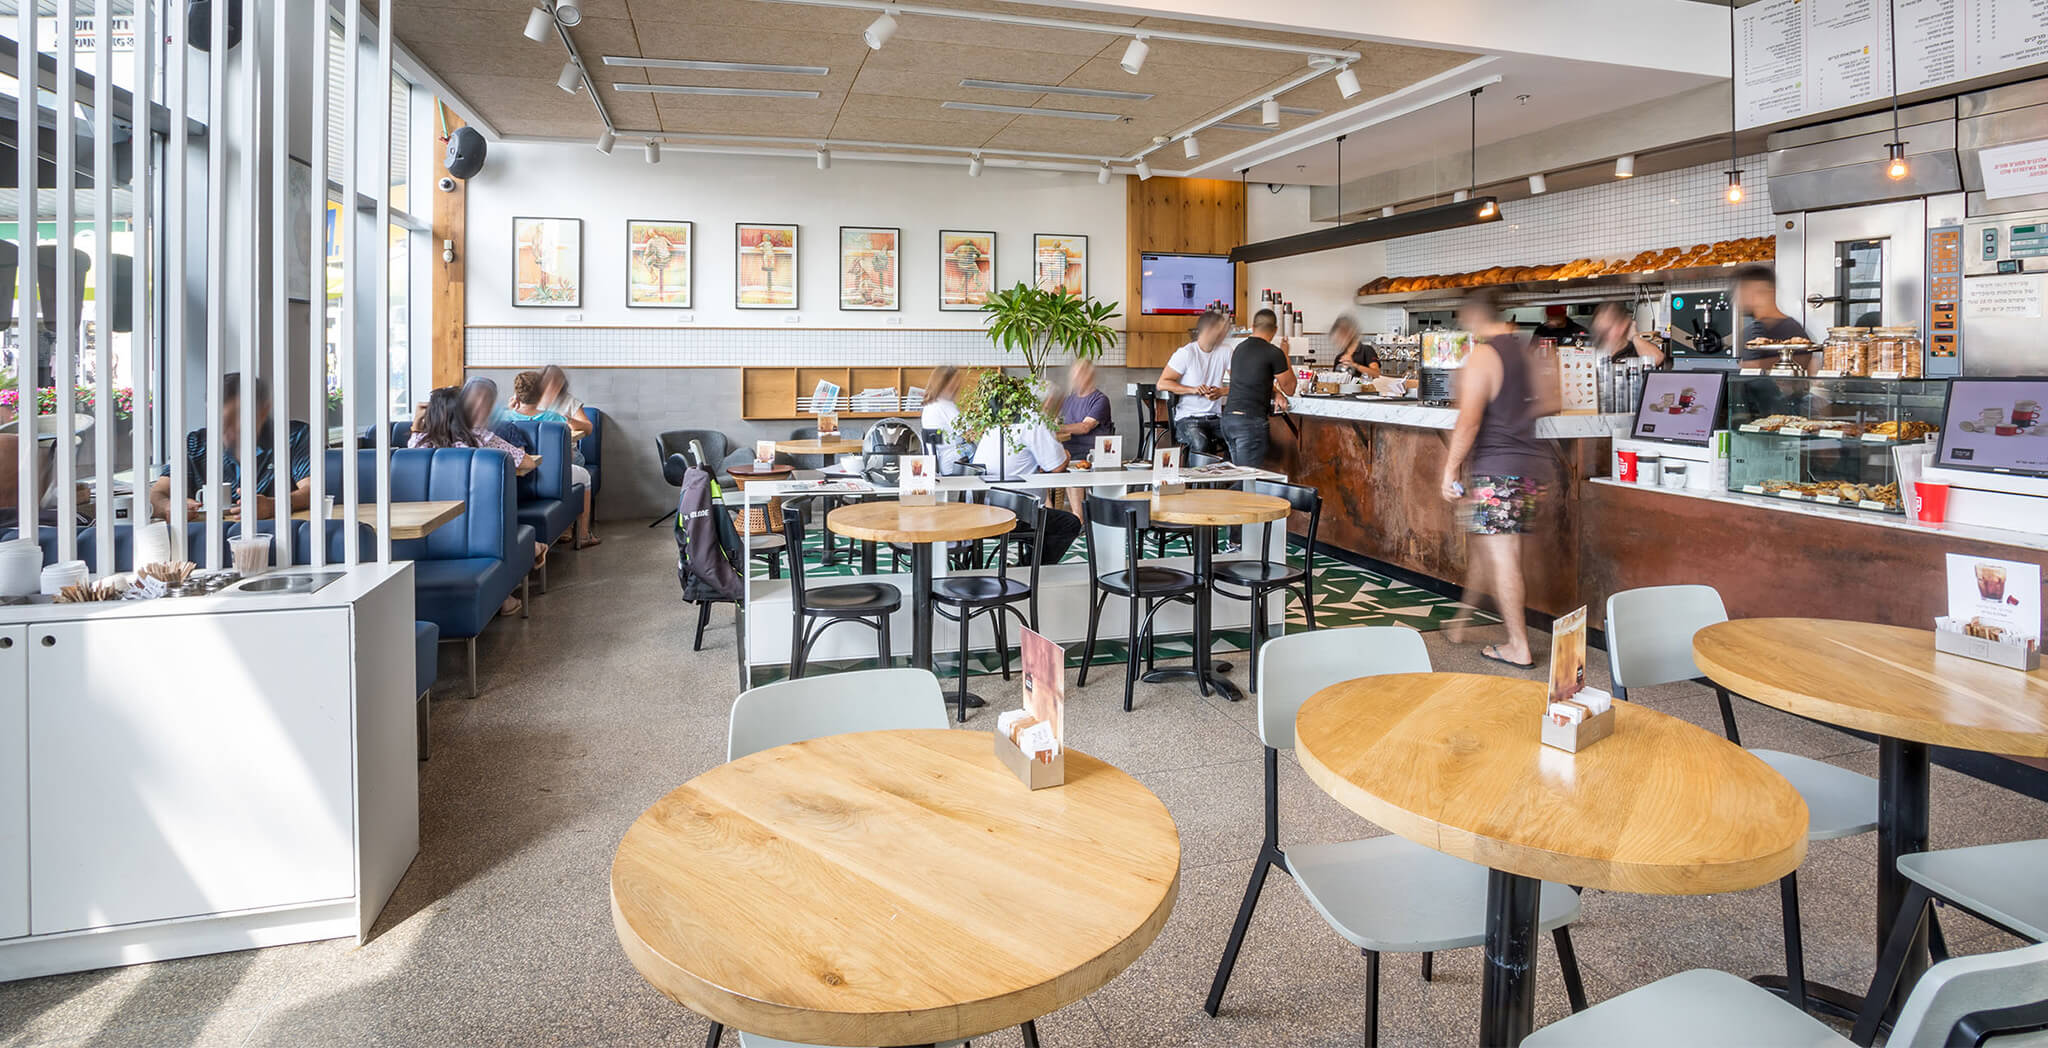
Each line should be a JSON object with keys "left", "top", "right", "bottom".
{"left": 1727, "top": 377, "right": 1946, "bottom": 515}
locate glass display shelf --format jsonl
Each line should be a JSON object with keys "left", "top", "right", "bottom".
{"left": 1726, "top": 377, "right": 1947, "bottom": 514}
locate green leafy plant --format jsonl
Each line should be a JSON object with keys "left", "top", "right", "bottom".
{"left": 954, "top": 370, "right": 1053, "bottom": 444}
{"left": 980, "top": 283, "right": 1122, "bottom": 375}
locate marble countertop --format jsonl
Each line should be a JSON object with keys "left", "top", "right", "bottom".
{"left": 1287, "top": 395, "right": 1628, "bottom": 440}
{"left": 1589, "top": 477, "right": 2048, "bottom": 552}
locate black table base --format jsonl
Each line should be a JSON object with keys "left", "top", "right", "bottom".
{"left": 1480, "top": 868, "right": 1541, "bottom": 1047}
{"left": 1141, "top": 523, "right": 1244, "bottom": 702}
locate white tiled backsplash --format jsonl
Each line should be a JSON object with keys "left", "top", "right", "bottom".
{"left": 466, "top": 327, "right": 1126, "bottom": 369}
{"left": 1382, "top": 154, "right": 1776, "bottom": 277}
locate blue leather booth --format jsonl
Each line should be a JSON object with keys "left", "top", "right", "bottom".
{"left": 579, "top": 406, "right": 604, "bottom": 499}
{"left": 503, "top": 419, "right": 578, "bottom": 548}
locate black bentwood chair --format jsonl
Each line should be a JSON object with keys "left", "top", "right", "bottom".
{"left": 779, "top": 502, "right": 899, "bottom": 678}
{"left": 1077, "top": 492, "right": 1201, "bottom": 713}
{"left": 1209, "top": 478, "right": 1323, "bottom": 685}
{"left": 929, "top": 488, "right": 1046, "bottom": 723}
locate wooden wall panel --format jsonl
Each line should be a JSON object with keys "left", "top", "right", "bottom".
{"left": 430, "top": 105, "right": 466, "bottom": 389}
{"left": 1124, "top": 177, "right": 1247, "bottom": 370}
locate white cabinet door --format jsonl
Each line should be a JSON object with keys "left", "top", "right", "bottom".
{"left": 28, "top": 611, "right": 356, "bottom": 935}
{"left": 0, "top": 626, "right": 26, "bottom": 939}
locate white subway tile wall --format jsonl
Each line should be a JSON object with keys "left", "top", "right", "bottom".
{"left": 465, "top": 327, "right": 1126, "bottom": 369}
{"left": 1382, "top": 154, "right": 1775, "bottom": 277}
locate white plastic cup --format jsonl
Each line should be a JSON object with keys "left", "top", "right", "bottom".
{"left": 0, "top": 541, "right": 44, "bottom": 596}
{"left": 40, "top": 560, "right": 88, "bottom": 596}
{"left": 322, "top": 494, "right": 338, "bottom": 519}
{"left": 230, "top": 534, "right": 273, "bottom": 577}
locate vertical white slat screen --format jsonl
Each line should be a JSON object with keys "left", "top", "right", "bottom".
{"left": 306, "top": 6, "right": 329, "bottom": 570}
{"left": 202, "top": 0, "right": 226, "bottom": 569}
{"left": 268, "top": 1, "right": 289, "bottom": 566}
{"left": 236, "top": 7, "right": 256, "bottom": 566}
{"left": 166, "top": 0, "right": 188, "bottom": 553}
{"left": 14, "top": 2, "right": 35, "bottom": 533}
{"left": 129, "top": 0, "right": 154, "bottom": 535}
{"left": 53, "top": 0, "right": 77, "bottom": 565}
{"left": 372, "top": 3, "right": 393, "bottom": 563}
{"left": 90, "top": 1, "right": 113, "bottom": 575}
{"left": 339, "top": 0, "right": 361, "bottom": 567}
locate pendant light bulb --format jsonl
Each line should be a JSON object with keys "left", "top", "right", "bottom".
{"left": 595, "top": 130, "right": 615, "bottom": 154}
{"left": 1120, "top": 36, "right": 1149, "bottom": 75}
{"left": 864, "top": 8, "right": 898, "bottom": 49}
{"left": 1334, "top": 66, "right": 1362, "bottom": 99}
{"left": 1134, "top": 158, "right": 1152, "bottom": 181}
{"left": 1725, "top": 170, "right": 1744, "bottom": 204}
{"left": 1183, "top": 135, "right": 1201, "bottom": 160}
{"left": 1098, "top": 163, "right": 1112, "bottom": 185}
{"left": 816, "top": 148, "right": 831, "bottom": 170}
{"left": 1478, "top": 200, "right": 1496, "bottom": 218}
{"left": 1614, "top": 154, "right": 1635, "bottom": 178}
{"left": 522, "top": 6, "right": 551, "bottom": 42}
{"left": 1260, "top": 98, "right": 1280, "bottom": 127}
{"left": 1885, "top": 141, "right": 1909, "bottom": 180}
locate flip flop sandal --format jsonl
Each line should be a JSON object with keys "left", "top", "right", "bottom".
{"left": 1480, "top": 644, "right": 1536, "bottom": 670}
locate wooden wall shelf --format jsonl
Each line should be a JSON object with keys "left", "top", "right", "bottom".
{"left": 739, "top": 366, "right": 983, "bottom": 421}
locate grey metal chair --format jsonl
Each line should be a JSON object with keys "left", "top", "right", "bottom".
{"left": 653, "top": 428, "right": 738, "bottom": 528}
{"left": 1606, "top": 584, "right": 1879, "bottom": 1017}
{"left": 1527, "top": 942, "right": 2048, "bottom": 1048}
{"left": 1205, "top": 626, "right": 1587, "bottom": 1047}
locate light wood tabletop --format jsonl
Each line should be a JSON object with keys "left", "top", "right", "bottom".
{"left": 293, "top": 499, "right": 466, "bottom": 541}
{"left": 610, "top": 729, "right": 1180, "bottom": 1045}
{"left": 1693, "top": 619, "right": 2048, "bottom": 757}
{"left": 1294, "top": 672, "right": 1809, "bottom": 895}
{"left": 827, "top": 499, "right": 1015, "bottom": 544}
{"left": 775, "top": 437, "right": 863, "bottom": 456}
{"left": 1137, "top": 489, "right": 1290, "bottom": 527}
{"left": 516, "top": 454, "right": 541, "bottom": 477}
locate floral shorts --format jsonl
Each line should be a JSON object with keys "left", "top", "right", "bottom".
{"left": 1466, "top": 474, "right": 1542, "bottom": 535}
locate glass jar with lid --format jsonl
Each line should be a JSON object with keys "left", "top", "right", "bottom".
{"left": 1868, "top": 325, "right": 1922, "bottom": 377}
{"left": 1822, "top": 326, "right": 1870, "bottom": 375}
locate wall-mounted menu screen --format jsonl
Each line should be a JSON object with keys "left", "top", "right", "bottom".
{"left": 1736, "top": 0, "right": 2048, "bottom": 131}
{"left": 1631, "top": 372, "right": 1725, "bottom": 446}
{"left": 1936, "top": 377, "right": 2048, "bottom": 476}
{"left": 1139, "top": 253, "right": 1234, "bottom": 316}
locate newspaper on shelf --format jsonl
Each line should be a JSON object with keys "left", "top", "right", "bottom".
{"left": 1184, "top": 462, "right": 1266, "bottom": 481}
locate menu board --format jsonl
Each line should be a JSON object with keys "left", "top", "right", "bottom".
{"left": 1934, "top": 377, "right": 2048, "bottom": 475}
{"left": 1736, "top": 0, "right": 2048, "bottom": 130}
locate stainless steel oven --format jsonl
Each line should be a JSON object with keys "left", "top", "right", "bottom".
{"left": 1798, "top": 200, "right": 1929, "bottom": 335}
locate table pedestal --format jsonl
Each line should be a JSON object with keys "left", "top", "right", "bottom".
{"left": 1480, "top": 869, "right": 1541, "bottom": 1048}
{"left": 1140, "top": 525, "right": 1243, "bottom": 702}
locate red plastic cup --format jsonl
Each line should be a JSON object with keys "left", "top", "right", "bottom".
{"left": 1914, "top": 481, "right": 1950, "bottom": 524}
{"left": 1617, "top": 450, "right": 1639, "bottom": 483}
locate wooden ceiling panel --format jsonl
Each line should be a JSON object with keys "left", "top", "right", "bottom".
{"left": 834, "top": 92, "right": 1019, "bottom": 129}
{"left": 857, "top": 39, "right": 1093, "bottom": 82}
{"left": 847, "top": 67, "right": 1051, "bottom": 105}
{"left": 624, "top": 20, "right": 875, "bottom": 69}
{"left": 823, "top": 114, "right": 1010, "bottom": 148}
{"left": 646, "top": 91, "right": 843, "bottom": 123}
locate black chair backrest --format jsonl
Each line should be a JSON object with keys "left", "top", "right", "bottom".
{"left": 658, "top": 429, "right": 734, "bottom": 484}
{"left": 1081, "top": 492, "right": 1149, "bottom": 584}
{"left": 779, "top": 501, "right": 812, "bottom": 605}
{"left": 1249, "top": 477, "right": 1321, "bottom": 563}
{"left": 983, "top": 487, "right": 1045, "bottom": 590}
{"left": 661, "top": 452, "right": 691, "bottom": 489}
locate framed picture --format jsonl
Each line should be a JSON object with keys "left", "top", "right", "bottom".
{"left": 1033, "top": 233, "right": 1086, "bottom": 296}
{"left": 736, "top": 222, "right": 798, "bottom": 309}
{"left": 627, "top": 220, "right": 692, "bottom": 308}
{"left": 939, "top": 229, "right": 995, "bottom": 311}
{"left": 512, "top": 216, "right": 582, "bottom": 307}
{"left": 838, "top": 226, "right": 900, "bottom": 311}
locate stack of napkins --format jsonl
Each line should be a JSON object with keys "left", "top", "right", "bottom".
{"left": 998, "top": 709, "right": 1059, "bottom": 764}
{"left": 1546, "top": 688, "right": 1612, "bottom": 726}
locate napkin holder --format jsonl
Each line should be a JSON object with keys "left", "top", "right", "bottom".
{"left": 1540, "top": 690, "right": 1615, "bottom": 754}
{"left": 994, "top": 727, "right": 1064, "bottom": 790}
{"left": 1933, "top": 617, "right": 2041, "bottom": 671}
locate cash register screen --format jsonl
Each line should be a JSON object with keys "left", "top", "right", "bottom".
{"left": 1935, "top": 378, "right": 2048, "bottom": 477}
{"left": 1630, "top": 371, "right": 1724, "bottom": 446}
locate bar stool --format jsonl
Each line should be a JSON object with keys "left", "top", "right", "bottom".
{"left": 1209, "top": 478, "right": 1322, "bottom": 685}
{"left": 1134, "top": 383, "right": 1174, "bottom": 460}
{"left": 779, "top": 502, "right": 898, "bottom": 678}
{"left": 929, "top": 488, "right": 1045, "bottom": 722}
{"left": 1077, "top": 492, "right": 1200, "bottom": 712}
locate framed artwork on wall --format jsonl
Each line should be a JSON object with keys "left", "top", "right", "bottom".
{"left": 939, "top": 229, "right": 996, "bottom": 311}
{"left": 1033, "top": 233, "right": 1086, "bottom": 296}
{"left": 736, "top": 222, "right": 799, "bottom": 309}
{"left": 838, "top": 226, "right": 900, "bottom": 311}
{"left": 627, "top": 220, "right": 692, "bottom": 308}
{"left": 513, "top": 216, "right": 582, "bottom": 307}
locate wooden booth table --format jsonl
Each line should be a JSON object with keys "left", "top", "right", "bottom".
{"left": 1134, "top": 489, "right": 1290, "bottom": 703}
{"left": 828, "top": 500, "right": 1014, "bottom": 674}
{"left": 1693, "top": 618, "right": 2048, "bottom": 1019}
{"left": 775, "top": 437, "right": 862, "bottom": 458}
{"left": 289, "top": 499, "right": 465, "bottom": 541}
{"left": 1295, "top": 672, "right": 1808, "bottom": 1047}
{"left": 611, "top": 729, "right": 1180, "bottom": 1047}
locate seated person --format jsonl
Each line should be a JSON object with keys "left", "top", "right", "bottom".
{"left": 149, "top": 372, "right": 311, "bottom": 521}
{"left": 971, "top": 418, "right": 1081, "bottom": 565}
{"left": 415, "top": 386, "right": 546, "bottom": 618}
{"left": 441, "top": 377, "right": 530, "bottom": 467}
{"left": 1158, "top": 310, "right": 1232, "bottom": 456}
{"left": 497, "top": 370, "right": 599, "bottom": 549}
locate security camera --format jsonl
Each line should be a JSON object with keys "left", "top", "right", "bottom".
{"left": 437, "top": 176, "right": 457, "bottom": 193}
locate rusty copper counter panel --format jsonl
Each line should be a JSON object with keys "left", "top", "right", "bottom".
{"left": 1269, "top": 413, "right": 1606, "bottom": 618}
{"left": 1578, "top": 481, "right": 2048, "bottom": 630}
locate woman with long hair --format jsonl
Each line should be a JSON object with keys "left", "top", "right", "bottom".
{"left": 411, "top": 386, "right": 546, "bottom": 617}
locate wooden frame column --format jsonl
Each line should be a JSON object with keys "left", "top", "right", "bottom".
{"left": 430, "top": 104, "right": 466, "bottom": 388}
{"left": 1123, "top": 177, "right": 1248, "bottom": 369}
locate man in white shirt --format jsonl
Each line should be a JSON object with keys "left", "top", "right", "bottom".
{"left": 1158, "top": 310, "right": 1232, "bottom": 455}
{"left": 972, "top": 418, "right": 1081, "bottom": 564}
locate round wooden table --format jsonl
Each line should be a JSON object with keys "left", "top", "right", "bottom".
{"left": 611, "top": 729, "right": 1181, "bottom": 1046}
{"left": 1295, "top": 672, "right": 1808, "bottom": 1046}
{"left": 1135, "top": 490, "right": 1290, "bottom": 703}
{"left": 776, "top": 436, "right": 863, "bottom": 457}
{"left": 1694, "top": 618, "right": 2048, "bottom": 1017}
{"left": 828, "top": 500, "right": 1015, "bottom": 675}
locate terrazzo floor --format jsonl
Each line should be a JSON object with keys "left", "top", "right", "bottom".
{"left": 2, "top": 522, "right": 2043, "bottom": 1047}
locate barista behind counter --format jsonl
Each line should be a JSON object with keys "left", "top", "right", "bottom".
{"left": 1656, "top": 264, "right": 1814, "bottom": 366}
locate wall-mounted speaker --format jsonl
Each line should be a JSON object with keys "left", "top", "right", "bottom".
{"left": 444, "top": 126, "right": 487, "bottom": 180}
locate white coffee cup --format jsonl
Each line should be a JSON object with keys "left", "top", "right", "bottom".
{"left": 0, "top": 541, "right": 44, "bottom": 597}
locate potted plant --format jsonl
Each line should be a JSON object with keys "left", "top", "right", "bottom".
{"left": 980, "top": 283, "right": 1121, "bottom": 377}
{"left": 954, "top": 371, "right": 1056, "bottom": 482}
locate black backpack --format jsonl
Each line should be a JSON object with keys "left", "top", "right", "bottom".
{"left": 674, "top": 465, "right": 743, "bottom": 603}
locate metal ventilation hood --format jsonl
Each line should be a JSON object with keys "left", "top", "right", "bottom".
{"left": 1228, "top": 198, "right": 1502, "bottom": 265}
{"left": 1959, "top": 79, "right": 2048, "bottom": 216}
{"left": 1765, "top": 99, "right": 1961, "bottom": 214}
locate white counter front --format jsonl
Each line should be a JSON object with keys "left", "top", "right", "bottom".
{"left": 1589, "top": 477, "right": 2048, "bottom": 552}
{"left": 1286, "top": 395, "right": 1629, "bottom": 440}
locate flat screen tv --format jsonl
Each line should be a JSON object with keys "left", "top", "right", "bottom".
{"left": 1630, "top": 371, "right": 1725, "bottom": 446}
{"left": 1934, "top": 377, "right": 2048, "bottom": 477}
{"left": 1139, "top": 252, "right": 1233, "bottom": 316}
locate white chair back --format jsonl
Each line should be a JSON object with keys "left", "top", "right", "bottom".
{"left": 1889, "top": 941, "right": 2048, "bottom": 1048}
{"left": 729, "top": 668, "right": 950, "bottom": 761}
{"left": 1604, "top": 584, "right": 1729, "bottom": 694}
{"left": 1255, "top": 626, "right": 1430, "bottom": 750}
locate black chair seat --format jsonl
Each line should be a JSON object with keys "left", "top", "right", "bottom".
{"left": 932, "top": 575, "right": 1032, "bottom": 605}
{"left": 1099, "top": 565, "right": 1198, "bottom": 597}
{"left": 1214, "top": 560, "right": 1305, "bottom": 587}
{"left": 804, "top": 581, "right": 902, "bottom": 614}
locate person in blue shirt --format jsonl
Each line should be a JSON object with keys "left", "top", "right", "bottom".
{"left": 149, "top": 372, "right": 313, "bottom": 520}
{"left": 496, "top": 370, "right": 600, "bottom": 548}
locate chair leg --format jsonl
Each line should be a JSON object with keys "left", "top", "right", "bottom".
{"left": 1421, "top": 952, "right": 1433, "bottom": 982}
{"left": 649, "top": 508, "right": 677, "bottom": 529}
{"left": 1851, "top": 883, "right": 1935, "bottom": 1046}
{"left": 995, "top": 614, "right": 1013, "bottom": 682}
{"left": 876, "top": 612, "right": 892, "bottom": 671}
{"left": 1361, "top": 948, "right": 1381, "bottom": 1048}
{"left": 1713, "top": 686, "right": 1742, "bottom": 745}
{"left": 1248, "top": 588, "right": 1267, "bottom": 688}
{"left": 769, "top": 550, "right": 783, "bottom": 580}
{"left": 1780, "top": 872, "right": 1808, "bottom": 1015}
{"left": 704, "top": 1021, "right": 723, "bottom": 1047}
{"left": 521, "top": 575, "right": 530, "bottom": 619}
{"left": 1020, "top": 1019, "right": 1040, "bottom": 1048}
{"left": 694, "top": 601, "right": 711, "bottom": 651}
{"left": 790, "top": 614, "right": 808, "bottom": 681}
{"left": 465, "top": 636, "right": 478, "bottom": 699}
{"left": 1124, "top": 594, "right": 1141, "bottom": 713}
{"left": 1301, "top": 574, "right": 1318, "bottom": 630}
{"left": 1205, "top": 849, "right": 1279, "bottom": 1016}
{"left": 957, "top": 608, "right": 973, "bottom": 723}
{"left": 1928, "top": 906, "right": 1951, "bottom": 964}
{"left": 1553, "top": 926, "right": 1588, "bottom": 1013}
{"left": 1078, "top": 592, "right": 1103, "bottom": 688}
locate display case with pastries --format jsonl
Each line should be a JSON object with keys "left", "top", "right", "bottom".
{"left": 1728, "top": 377, "right": 1946, "bottom": 513}
{"left": 1354, "top": 236, "right": 1775, "bottom": 301}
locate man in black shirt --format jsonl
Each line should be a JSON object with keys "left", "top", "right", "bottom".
{"left": 1734, "top": 263, "right": 1813, "bottom": 364}
{"left": 1219, "top": 309, "right": 1297, "bottom": 468}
